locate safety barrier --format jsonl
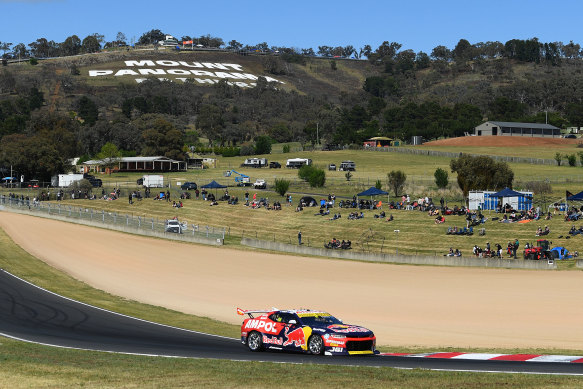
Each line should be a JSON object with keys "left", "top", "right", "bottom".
{"left": 241, "top": 238, "right": 557, "bottom": 269}
{"left": 0, "top": 197, "right": 223, "bottom": 246}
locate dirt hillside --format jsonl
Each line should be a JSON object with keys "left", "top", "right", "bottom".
{"left": 423, "top": 136, "right": 580, "bottom": 147}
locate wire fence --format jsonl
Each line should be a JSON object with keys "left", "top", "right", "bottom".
{"left": 0, "top": 195, "right": 225, "bottom": 241}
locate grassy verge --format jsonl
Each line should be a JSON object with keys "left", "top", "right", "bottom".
{"left": 3, "top": 339, "right": 583, "bottom": 388}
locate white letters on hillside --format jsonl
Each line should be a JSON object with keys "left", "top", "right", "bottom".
{"left": 89, "top": 60, "right": 284, "bottom": 87}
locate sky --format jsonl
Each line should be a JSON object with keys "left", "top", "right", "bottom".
{"left": 1, "top": 0, "right": 582, "bottom": 54}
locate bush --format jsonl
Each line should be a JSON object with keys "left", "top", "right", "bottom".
{"left": 434, "top": 167, "right": 449, "bottom": 188}
{"left": 254, "top": 135, "right": 273, "bottom": 155}
{"left": 282, "top": 144, "right": 290, "bottom": 153}
{"left": 387, "top": 170, "right": 407, "bottom": 196}
{"left": 274, "top": 178, "right": 290, "bottom": 196}
{"left": 29, "top": 58, "right": 38, "bottom": 65}
{"left": 375, "top": 179, "right": 382, "bottom": 189}
{"left": 567, "top": 154, "right": 577, "bottom": 167}
{"left": 298, "top": 165, "right": 326, "bottom": 187}
{"left": 345, "top": 171, "right": 353, "bottom": 181}
{"left": 240, "top": 145, "right": 255, "bottom": 156}
{"left": 555, "top": 152, "right": 562, "bottom": 166}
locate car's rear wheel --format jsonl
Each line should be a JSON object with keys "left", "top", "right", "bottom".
{"left": 247, "top": 331, "right": 263, "bottom": 352}
{"left": 308, "top": 335, "right": 324, "bottom": 355}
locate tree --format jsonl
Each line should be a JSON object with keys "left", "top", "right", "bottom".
{"left": 196, "top": 104, "right": 224, "bottom": 144}
{"left": 431, "top": 45, "right": 451, "bottom": 61}
{"left": 61, "top": 35, "right": 81, "bottom": 56}
{"left": 567, "top": 154, "right": 577, "bottom": 167}
{"left": 138, "top": 29, "right": 165, "bottom": 45}
{"left": 11, "top": 43, "right": 29, "bottom": 60}
{"left": 453, "top": 38, "right": 473, "bottom": 62}
{"left": 434, "top": 167, "right": 449, "bottom": 188}
{"left": 274, "top": 178, "right": 290, "bottom": 196}
{"left": 254, "top": 135, "right": 272, "bottom": 155}
{"left": 141, "top": 117, "right": 185, "bottom": 160}
{"left": 0, "top": 134, "right": 65, "bottom": 182}
{"left": 116, "top": 32, "right": 127, "bottom": 45}
{"left": 554, "top": 152, "right": 562, "bottom": 166}
{"left": 77, "top": 96, "right": 98, "bottom": 125}
{"left": 81, "top": 34, "right": 101, "bottom": 53}
{"left": 96, "top": 142, "right": 121, "bottom": 174}
{"left": 29, "top": 38, "right": 50, "bottom": 58}
{"left": 298, "top": 165, "right": 325, "bottom": 187}
{"left": 387, "top": 170, "right": 406, "bottom": 196}
{"left": 375, "top": 179, "right": 382, "bottom": 190}
{"left": 450, "top": 155, "right": 514, "bottom": 198}
{"left": 0, "top": 41, "right": 12, "bottom": 57}
{"left": 227, "top": 40, "right": 243, "bottom": 51}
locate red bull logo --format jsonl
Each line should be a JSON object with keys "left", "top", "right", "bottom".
{"left": 283, "top": 326, "right": 312, "bottom": 350}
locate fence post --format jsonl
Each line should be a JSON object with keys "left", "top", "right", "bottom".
{"left": 102, "top": 210, "right": 105, "bottom": 222}
{"left": 138, "top": 216, "right": 141, "bottom": 228}
{"left": 151, "top": 218, "right": 154, "bottom": 230}
{"left": 206, "top": 225, "right": 209, "bottom": 237}
{"left": 90, "top": 208, "right": 93, "bottom": 220}
{"left": 126, "top": 215, "right": 129, "bottom": 226}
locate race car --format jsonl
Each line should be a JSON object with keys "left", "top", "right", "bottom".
{"left": 237, "top": 307, "right": 376, "bottom": 356}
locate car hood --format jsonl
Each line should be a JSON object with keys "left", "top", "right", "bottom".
{"left": 310, "top": 323, "right": 374, "bottom": 337}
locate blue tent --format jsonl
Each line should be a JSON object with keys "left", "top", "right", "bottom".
{"left": 491, "top": 187, "right": 523, "bottom": 197}
{"left": 357, "top": 187, "right": 388, "bottom": 197}
{"left": 201, "top": 180, "right": 227, "bottom": 189}
{"left": 567, "top": 191, "right": 583, "bottom": 201}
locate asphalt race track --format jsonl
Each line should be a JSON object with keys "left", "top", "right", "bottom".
{"left": 1, "top": 269, "right": 582, "bottom": 375}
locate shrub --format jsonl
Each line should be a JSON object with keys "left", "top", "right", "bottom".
{"left": 29, "top": 58, "right": 38, "bottom": 65}
{"left": 345, "top": 171, "right": 353, "bottom": 181}
{"left": 388, "top": 170, "right": 407, "bottom": 196}
{"left": 298, "top": 165, "right": 326, "bottom": 187}
{"left": 567, "top": 154, "right": 577, "bottom": 167}
{"left": 434, "top": 167, "right": 449, "bottom": 188}
{"left": 555, "top": 152, "right": 562, "bottom": 166}
{"left": 282, "top": 144, "right": 290, "bottom": 153}
{"left": 274, "top": 178, "right": 290, "bottom": 196}
{"left": 240, "top": 145, "right": 254, "bottom": 156}
{"left": 254, "top": 135, "right": 272, "bottom": 155}
{"left": 578, "top": 151, "right": 583, "bottom": 166}
{"left": 375, "top": 179, "right": 382, "bottom": 189}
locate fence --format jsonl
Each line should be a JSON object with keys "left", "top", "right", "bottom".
{"left": 241, "top": 238, "right": 557, "bottom": 270}
{"left": 366, "top": 146, "right": 566, "bottom": 166}
{"left": 0, "top": 195, "right": 225, "bottom": 245}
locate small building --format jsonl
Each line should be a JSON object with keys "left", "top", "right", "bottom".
{"left": 468, "top": 189, "right": 533, "bottom": 211}
{"left": 186, "top": 153, "right": 204, "bottom": 169}
{"left": 363, "top": 137, "right": 393, "bottom": 148}
{"left": 83, "top": 156, "right": 187, "bottom": 174}
{"left": 474, "top": 121, "right": 561, "bottom": 138}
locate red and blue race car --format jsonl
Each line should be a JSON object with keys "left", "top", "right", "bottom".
{"left": 237, "top": 308, "right": 376, "bottom": 356}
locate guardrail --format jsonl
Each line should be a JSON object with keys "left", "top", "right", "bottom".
{"left": 241, "top": 238, "right": 557, "bottom": 269}
{"left": 0, "top": 195, "right": 224, "bottom": 246}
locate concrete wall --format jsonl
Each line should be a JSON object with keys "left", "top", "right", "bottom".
{"left": 0, "top": 207, "right": 223, "bottom": 246}
{"left": 241, "top": 238, "right": 557, "bottom": 270}
{"left": 576, "top": 259, "right": 583, "bottom": 269}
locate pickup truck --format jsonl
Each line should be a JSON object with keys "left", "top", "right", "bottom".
{"left": 253, "top": 179, "right": 267, "bottom": 189}
{"left": 165, "top": 219, "right": 184, "bottom": 233}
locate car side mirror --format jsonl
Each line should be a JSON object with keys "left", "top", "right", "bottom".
{"left": 288, "top": 320, "right": 297, "bottom": 325}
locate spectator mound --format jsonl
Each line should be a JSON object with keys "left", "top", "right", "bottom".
{"left": 422, "top": 136, "right": 580, "bottom": 147}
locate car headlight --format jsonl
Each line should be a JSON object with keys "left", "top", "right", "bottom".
{"left": 330, "top": 334, "right": 346, "bottom": 339}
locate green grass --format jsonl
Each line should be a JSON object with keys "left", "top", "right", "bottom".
{"left": 409, "top": 144, "right": 583, "bottom": 160}
{"left": 8, "top": 149, "right": 583, "bottom": 260}
{"left": 4, "top": 338, "right": 583, "bottom": 388}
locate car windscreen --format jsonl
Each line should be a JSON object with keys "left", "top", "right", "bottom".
{"left": 298, "top": 313, "right": 342, "bottom": 326}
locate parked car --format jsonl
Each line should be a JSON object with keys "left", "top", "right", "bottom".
{"left": 181, "top": 182, "right": 197, "bottom": 190}
{"left": 165, "top": 219, "right": 183, "bottom": 234}
{"left": 564, "top": 134, "right": 577, "bottom": 139}
{"left": 269, "top": 161, "right": 281, "bottom": 169}
{"left": 88, "top": 178, "right": 102, "bottom": 187}
{"left": 253, "top": 179, "right": 267, "bottom": 189}
{"left": 328, "top": 164, "right": 336, "bottom": 171}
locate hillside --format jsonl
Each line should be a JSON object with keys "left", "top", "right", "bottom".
{"left": 4, "top": 47, "right": 583, "bottom": 181}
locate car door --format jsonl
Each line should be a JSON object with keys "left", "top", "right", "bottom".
{"left": 280, "top": 313, "right": 307, "bottom": 351}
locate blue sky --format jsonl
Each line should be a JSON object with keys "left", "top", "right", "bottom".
{"left": 1, "top": 0, "right": 582, "bottom": 53}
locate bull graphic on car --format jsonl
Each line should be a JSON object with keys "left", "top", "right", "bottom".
{"left": 237, "top": 308, "right": 376, "bottom": 356}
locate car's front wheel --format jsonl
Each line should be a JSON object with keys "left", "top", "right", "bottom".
{"left": 308, "top": 335, "right": 324, "bottom": 355}
{"left": 247, "top": 331, "right": 263, "bottom": 352}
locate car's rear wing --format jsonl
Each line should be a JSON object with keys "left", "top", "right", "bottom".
{"left": 236, "top": 307, "right": 276, "bottom": 318}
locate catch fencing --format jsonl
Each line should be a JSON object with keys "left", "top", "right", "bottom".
{"left": 367, "top": 146, "right": 565, "bottom": 166}
{"left": 0, "top": 195, "right": 225, "bottom": 245}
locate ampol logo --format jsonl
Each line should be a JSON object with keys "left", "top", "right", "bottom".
{"left": 245, "top": 319, "right": 278, "bottom": 333}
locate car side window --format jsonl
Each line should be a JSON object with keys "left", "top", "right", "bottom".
{"left": 269, "top": 313, "right": 283, "bottom": 322}
{"left": 280, "top": 313, "right": 297, "bottom": 324}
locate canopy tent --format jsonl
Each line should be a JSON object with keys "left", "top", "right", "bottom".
{"left": 567, "top": 191, "right": 583, "bottom": 201}
{"left": 490, "top": 187, "right": 524, "bottom": 197}
{"left": 299, "top": 196, "right": 317, "bottom": 207}
{"left": 357, "top": 187, "right": 388, "bottom": 197}
{"left": 201, "top": 180, "right": 227, "bottom": 189}
{"left": 1, "top": 177, "right": 16, "bottom": 181}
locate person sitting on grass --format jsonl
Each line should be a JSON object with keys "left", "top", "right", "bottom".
{"left": 386, "top": 214, "right": 394, "bottom": 222}
{"left": 435, "top": 215, "right": 445, "bottom": 224}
